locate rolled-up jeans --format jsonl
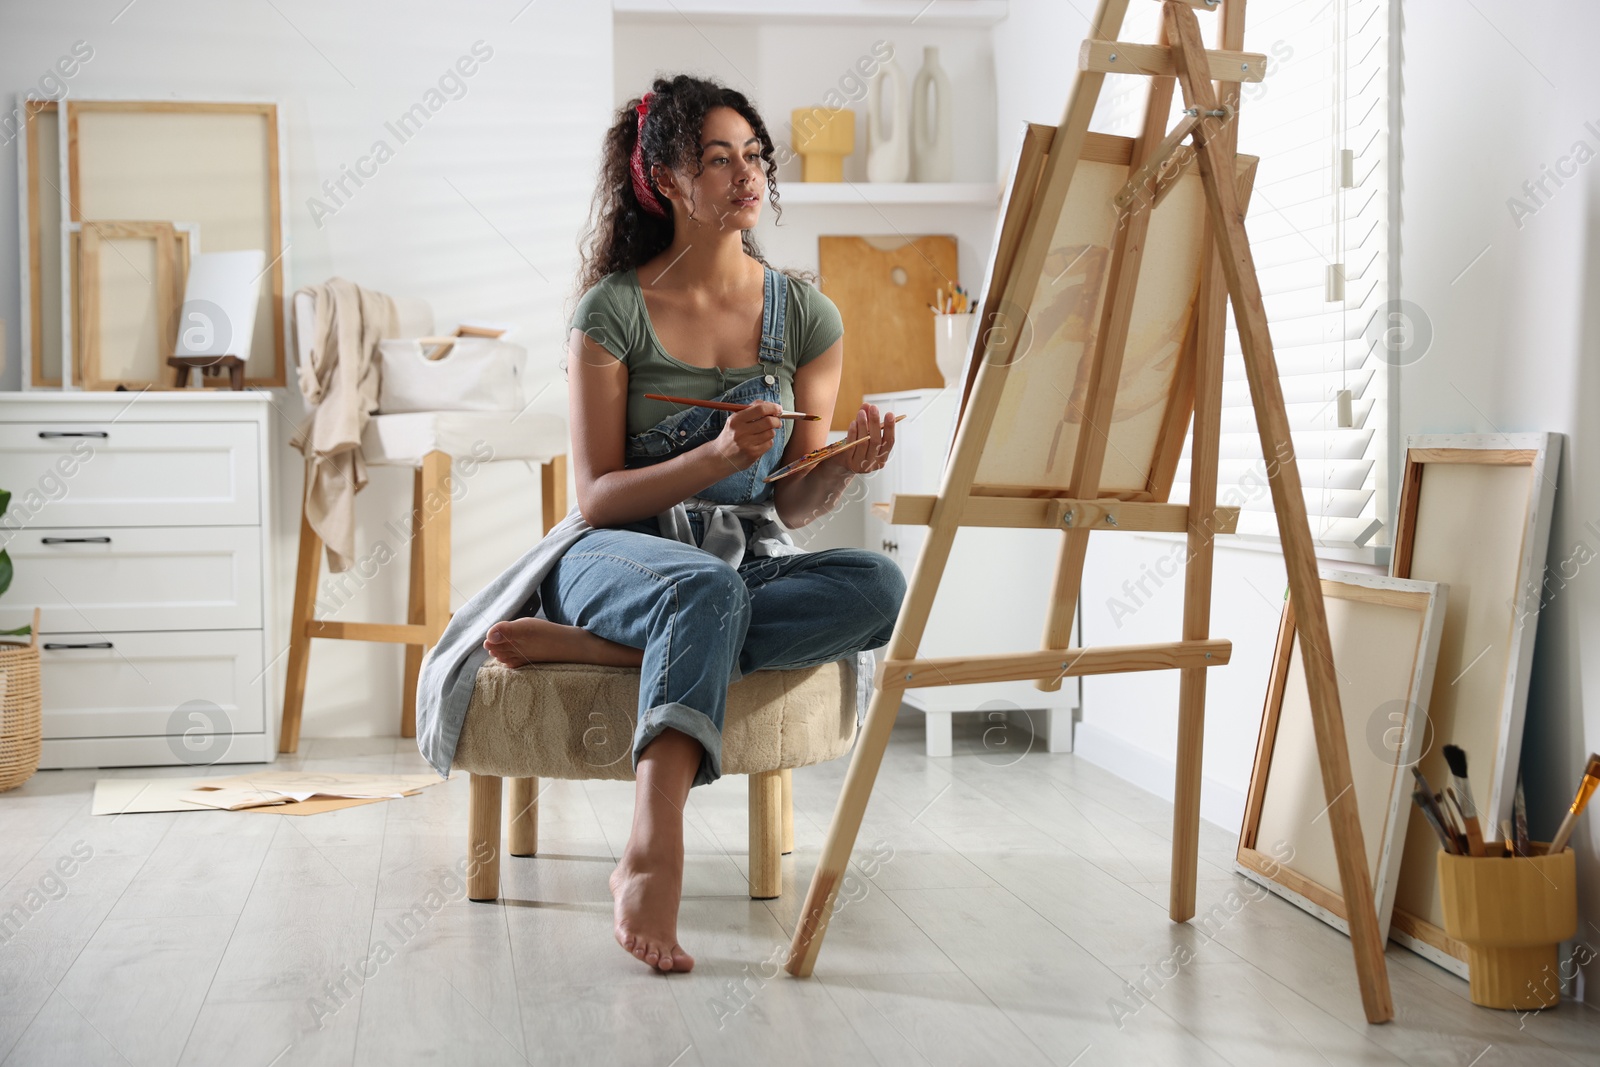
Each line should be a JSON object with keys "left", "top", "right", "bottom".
{"left": 538, "top": 515, "right": 906, "bottom": 787}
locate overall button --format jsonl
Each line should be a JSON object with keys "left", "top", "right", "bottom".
{"left": 678, "top": 430, "right": 687, "bottom": 436}
{"left": 763, "top": 374, "right": 775, "bottom": 385}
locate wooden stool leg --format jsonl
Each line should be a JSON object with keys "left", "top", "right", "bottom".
{"left": 469, "top": 774, "right": 502, "bottom": 902}
{"left": 509, "top": 776, "right": 538, "bottom": 857}
{"left": 780, "top": 767, "right": 794, "bottom": 855}
{"left": 540, "top": 454, "right": 567, "bottom": 537}
{"left": 279, "top": 501, "right": 323, "bottom": 754}
{"left": 402, "top": 466, "right": 427, "bottom": 740}
{"left": 406, "top": 451, "right": 451, "bottom": 739}
{"left": 749, "top": 770, "right": 784, "bottom": 900}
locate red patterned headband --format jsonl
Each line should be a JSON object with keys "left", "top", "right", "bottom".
{"left": 630, "top": 92, "right": 668, "bottom": 218}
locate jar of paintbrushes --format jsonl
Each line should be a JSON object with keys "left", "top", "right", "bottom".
{"left": 1414, "top": 747, "right": 1595, "bottom": 1009}
{"left": 930, "top": 284, "right": 975, "bottom": 387}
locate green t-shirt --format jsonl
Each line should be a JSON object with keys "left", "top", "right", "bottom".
{"left": 569, "top": 266, "right": 845, "bottom": 437}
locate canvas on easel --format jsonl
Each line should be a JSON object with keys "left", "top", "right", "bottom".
{"left": 782, "top": 0, "right": 1397, "bottom": 1025}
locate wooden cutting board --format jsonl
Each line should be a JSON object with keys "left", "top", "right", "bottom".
{"left": 818, "top": 235, "right": 957, "bottom": 430}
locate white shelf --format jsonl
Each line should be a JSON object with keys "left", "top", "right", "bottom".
{"left": 613, "top": 1, "right": 1009, "bottom": 27}
{"left": 777, "top": 181, "right": 1001, "bottom": 206}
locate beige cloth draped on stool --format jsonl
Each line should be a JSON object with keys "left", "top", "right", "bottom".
{"left": 291, "top": 278, "right": 398, "bottom": 573}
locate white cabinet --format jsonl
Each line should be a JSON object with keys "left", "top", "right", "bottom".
{"left": 0, "top": 394, "right": 279, "bottom": 768}
{"left": 863, "top": 387, "right": 1078, "bottom": 758}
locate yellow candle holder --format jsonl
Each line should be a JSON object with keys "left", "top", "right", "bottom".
{"left": 1436, "top": 845, "right": 1578, "bottom": 1009}
{"left": 790, "top": 107, "right": 855, "bottom": 182}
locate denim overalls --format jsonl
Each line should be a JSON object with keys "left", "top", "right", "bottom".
{"left": 620, "top": 268, "right": 791, "bottom": 532}
{"left": 538, "top": 266, "right": 905, "bottom": 788}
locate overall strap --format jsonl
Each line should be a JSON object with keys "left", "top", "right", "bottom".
{"left": 758, "top": 267, "right": 788, "bottom": 365}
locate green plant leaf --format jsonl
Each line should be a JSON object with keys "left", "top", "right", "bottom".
{"left": 0, "top": 488, "right": 9, "bottom": 519}
{"left": 0, "top": 625, "right": 30, "bottom": 637}
{"left": 0, "top": 548, "right": 10, "bottom": 599}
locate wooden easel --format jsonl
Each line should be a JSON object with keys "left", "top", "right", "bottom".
{"left": 784, "top": 0, "right": 1394, "bottom": 1025}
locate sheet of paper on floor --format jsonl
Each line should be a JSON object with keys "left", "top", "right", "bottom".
{"left": 176, "top": 770, "right": 444, "bottom": 811}
{"left": 93, "top": 776, "right": 387, "bottom": 816}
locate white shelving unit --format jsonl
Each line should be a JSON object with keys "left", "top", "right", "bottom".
{"left": 613, "top": 1, "right": 1009, "bottom": 28}
{"left": 778, "top": 181, "right": 1001, "bottom": 206}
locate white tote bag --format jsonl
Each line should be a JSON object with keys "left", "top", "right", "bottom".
{"left": 378, "top": 337, "right": 525, "bottom": 413}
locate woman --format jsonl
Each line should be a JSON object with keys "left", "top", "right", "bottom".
{"left": 481, "top": 75, "right": 906, "bottom": 974}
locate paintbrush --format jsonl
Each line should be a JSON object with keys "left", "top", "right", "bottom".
{"left": 1411, "top": 769, "right": 1459, "bottom": 852}
{"left": 1513, "top": 771, "right": 1531, "bottom": 857}
{"left": 1439, "top": 790, "right": 1469, "bottom": 853}
{"left": 642, "top": 393, "right": 820, "bottom": 421}
{"left": 1547, "top": 752, "right": 1600, "bottom": 854}
{"left": 1442, "top": 744, "right": 1486, "bottom": 856}
{"left": 1413, "top": 790, "right": 1456, "bottom": 853}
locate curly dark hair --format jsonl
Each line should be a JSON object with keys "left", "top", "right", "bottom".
{"left": 575, "top": 74, "right": 787, "bottom": 296}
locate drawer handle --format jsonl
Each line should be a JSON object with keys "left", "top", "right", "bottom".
{"left": 40, "top": 536, "right": 112, "bottom": 544}
{"left": 37, "top": 431, "right": 109, "bottom": 438}
{"left": 43, "top": 642, "right": 114, "bottom": 650}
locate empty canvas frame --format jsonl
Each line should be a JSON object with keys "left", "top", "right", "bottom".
{"left": 1237, "top": 572, "right": 1447, "bottom": 944}
{"left": 60, "top": 99, "right": 285, "bottom": 386}
{"left": 16, "top": 97, "right": 63, "bottom": 387}
{"left": 947, "top": 124, "right": 1255, "bottom": 500}
{"left": 1386, "top": 433, "right": 1560, "bottom": 978}
{"left": 75, "top": 220, "right": 195, "bottom": 390}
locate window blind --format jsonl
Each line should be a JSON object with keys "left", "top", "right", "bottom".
{"left": 1092, "top": 0, "right": 1391, "bottom": 549}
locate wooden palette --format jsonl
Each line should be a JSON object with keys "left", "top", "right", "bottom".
{"left": 818, "top": 234, "right": 956, "bottom": 431}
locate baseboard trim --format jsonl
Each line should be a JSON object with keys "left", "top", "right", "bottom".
{"left": 1071, "top": 721, "right": 1246, "bottom": 834}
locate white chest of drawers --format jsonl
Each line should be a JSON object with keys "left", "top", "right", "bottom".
{"left": 0, "top": 393, "right": 279, "bottom": 768}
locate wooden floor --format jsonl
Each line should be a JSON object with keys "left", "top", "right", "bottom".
{"left": 0, "top": 711, "right": 1595, "bottom": 1067}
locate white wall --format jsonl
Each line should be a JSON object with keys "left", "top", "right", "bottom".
{"left": 613, "top": 17, "right": 999, "bottom": 299}
{"left": 995, "top": 0, "right": 1600, "bottom": 1003}
{"left": 0, "top": 0, "right": 613, "bottom": 738}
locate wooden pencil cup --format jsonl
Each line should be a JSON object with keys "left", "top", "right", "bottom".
{"left": 1436, "top": 846, "right": 1577, "bottom": 1009}
{"left": 790, "top": 107, "right": 855, "bottom": 182}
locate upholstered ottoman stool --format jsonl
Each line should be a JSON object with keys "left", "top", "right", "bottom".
{"left": 454, "top": 658, "right": 859, "bottom": 902}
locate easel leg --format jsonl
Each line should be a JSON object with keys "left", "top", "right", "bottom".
{"left": 784, "top": 680, "right": 906, "bottom": 975}
{"left": 1164, "top": 0, "right": 1393, "bottom": 1024}
{"left": 1171, "top": 198, "right": 1230, "bottom": 926}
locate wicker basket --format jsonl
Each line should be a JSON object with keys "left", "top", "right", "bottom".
{"left": 0, "top": 608, "right": 43, "bottom": 793}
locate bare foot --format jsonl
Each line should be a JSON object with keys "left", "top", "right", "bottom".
{"left": 608, "top": 848, "right": 694, "bottom": 973}
{"left": 483, "top": 617, "right": 644, "bottom": 670}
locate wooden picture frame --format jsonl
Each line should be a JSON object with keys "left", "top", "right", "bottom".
{"left": 17, "top": 97, "right": 62, "bottom": 388}
{"left": 1386, "top": 433, "right": 1560, "bottom": 978}
{"left": 73, "top": 220, "right": 196, "bottom": 390}
{"left": 60, "top": 99, "right": 285, "bottom": 387}
{"left": 1237, "top": 572, "right": 1447, "bottom": 945}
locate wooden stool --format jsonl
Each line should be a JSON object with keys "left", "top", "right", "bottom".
{"left": 278, "top": 449, "right": 567, "bottom": 752}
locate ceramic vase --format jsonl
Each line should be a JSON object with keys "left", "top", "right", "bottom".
{"left": 911, "top": 46, "right": 953, "bottom": 182}
{"left": 865, "top": 55, "right": 910, "bottom": 182}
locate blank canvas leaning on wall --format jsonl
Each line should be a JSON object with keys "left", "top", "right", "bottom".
{"left": 1386, "top": 433, "right": 1560, "bottom": 980}
{"left": 62, "top": 100, "right": 285, "bottom": 386}
{"left": 1238, "top": 572, "right": 1447, "bottom": 945}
